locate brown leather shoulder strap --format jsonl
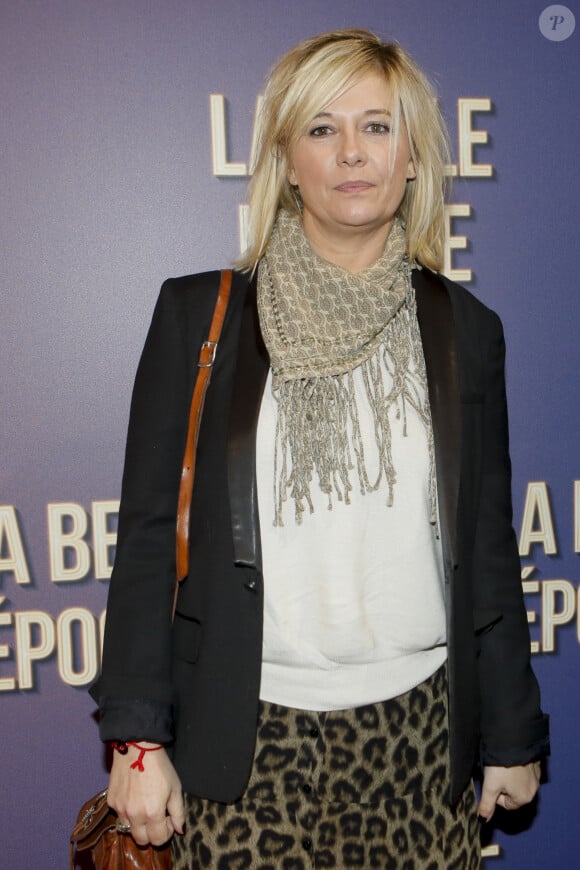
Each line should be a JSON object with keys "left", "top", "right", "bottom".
{"left": 175, "top": 269, "right": 233, "bottom": 583}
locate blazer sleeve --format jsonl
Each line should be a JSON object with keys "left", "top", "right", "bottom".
{"left": 90, "top": 277, "right": 205, "bottom": 742}
{"left": 471, "top": 310, "right": 549, "bottom": 765}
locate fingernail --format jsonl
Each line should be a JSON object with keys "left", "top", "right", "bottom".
{"left": 478, "top": 815, "right": 489, "bottom": 824}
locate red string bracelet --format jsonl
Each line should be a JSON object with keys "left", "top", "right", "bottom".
{"left": 111, "top": 741, "right": 164, "bottom": 772}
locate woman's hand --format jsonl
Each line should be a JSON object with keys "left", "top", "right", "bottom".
{"left": 478, "top": 761, "right": 541, "bottom": 822}
{"left": 107, "top": 742, "right": 185, "bottom": 846}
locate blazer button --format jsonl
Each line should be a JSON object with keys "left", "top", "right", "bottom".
{"left": 244, "top": 578, "right": 257, "bottom": 593}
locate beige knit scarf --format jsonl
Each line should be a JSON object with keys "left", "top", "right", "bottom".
{"left": 258, "top": 209, "right": 435, "bottom": 527}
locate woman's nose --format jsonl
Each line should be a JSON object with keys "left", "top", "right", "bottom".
{"left": 337, "top": 130, "right": 366, "bottom": 166}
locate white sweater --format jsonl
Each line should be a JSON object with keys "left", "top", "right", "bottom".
{"left": 257, "top": 353, "right": 447, "bottom": 712}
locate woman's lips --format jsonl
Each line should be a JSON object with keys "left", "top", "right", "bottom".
{"left": 334, "top": 181, "right": 374, "bottom": 193}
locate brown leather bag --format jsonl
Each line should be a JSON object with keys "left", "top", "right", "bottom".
{"left": 71, "top": 271, "right": 233, "bottom": 868}
{"left": 70, "top": 789, "right": 172, "bottom": 869}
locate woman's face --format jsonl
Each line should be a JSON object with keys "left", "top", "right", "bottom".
{"left": 287, "top": 72, "right": 415, "bottom": 259}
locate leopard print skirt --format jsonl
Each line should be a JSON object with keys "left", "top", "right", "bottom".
{"left": 173, "top": 665, "right": 481, "bottom": 869}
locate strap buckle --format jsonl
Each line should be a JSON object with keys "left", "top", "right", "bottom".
{"left": 198, "top": 340, "right": 218, "bottom": 367}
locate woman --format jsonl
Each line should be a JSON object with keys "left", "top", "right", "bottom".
{"left": 92, "top": 30, "right": 549, "bottom": 868}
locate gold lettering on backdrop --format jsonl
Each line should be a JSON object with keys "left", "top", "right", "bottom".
{"left": 210, "top": 94, "right": 265, "bottom": 177}
{"left": 47, "top": 501, "right": 119, "bottom": 583}
{"left": 14, "top": 610, "right": 55, "bottom": 690}
{"left": 444, "top": 203, "right": 472, "bottom": 282}
{"left": 0, "top": 605, "right": 106, "bottom": 691}
{"left": 56, "top": 607, "right": 99, "bottom": 686}
{"left": 0, "top": 604, "right": 16, "bottom": 691}
{"left": 47, "top": 502, "right": 90, "bottom": 582}
{"left": 522, "top": 566, "right": 580, "bottom": 655}
{"left": 541, "top": 580, "right": 576, "bottom": 652}
{"left": 210, "top": 95, "right": 248, "bottom": 176}
{"left": 516, "top": 481, "right": 578, "bottom": 655}
{"left": 209, "top": 93, "right": 494, "bottom": 281}
{"left": 457, "top": 98, "right": 493, "bottom": 177}
{"left": 0, "top": 505, "right": 31, "bottom": 585}
{"left": 519, "top": 482, "right": 558, "bottom": 556}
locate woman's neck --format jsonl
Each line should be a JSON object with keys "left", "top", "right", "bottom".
{"left": 301, "top": 216, "right": 394, "bottom": 273}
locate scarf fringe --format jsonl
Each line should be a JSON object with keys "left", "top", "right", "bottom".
{"left": 272, "top": 292, "right": 437, "bottom": 530}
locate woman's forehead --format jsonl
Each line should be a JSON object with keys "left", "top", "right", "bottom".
{"left": 317, "top": 72, "right": 394, "bottom": 115}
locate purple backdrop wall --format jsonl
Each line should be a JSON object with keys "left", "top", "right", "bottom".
{"left": 1, "top": 1, "right": 578, "bottom": 866}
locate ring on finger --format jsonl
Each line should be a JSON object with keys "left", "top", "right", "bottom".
{"left": 116, "top": 820, "right": 132, "bottom": 834}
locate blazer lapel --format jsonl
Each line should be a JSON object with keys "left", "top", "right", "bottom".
{"left": 413, "top": 269, "right": 461, "bottom": 577}
{"left": 226, "top": 275, "right": 269, "bottom": 570}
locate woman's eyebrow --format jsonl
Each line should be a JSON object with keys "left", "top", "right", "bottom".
{"left": 312, "top": 108, "right": 392, "bottom": 119}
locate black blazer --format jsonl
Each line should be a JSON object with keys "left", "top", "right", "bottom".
{"left": 93, "top": 268, "right": 549, "bottom": 805}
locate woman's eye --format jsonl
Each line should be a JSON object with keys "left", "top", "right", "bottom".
{"left": 309, "top": 125, "right": 333, "bottom": 137}
{"left": 366, "top": 122, "right": 390, "bottom": 134}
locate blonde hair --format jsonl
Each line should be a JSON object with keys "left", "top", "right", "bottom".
{"left": 236, "top": 29, "right": 450, "bottom": 272}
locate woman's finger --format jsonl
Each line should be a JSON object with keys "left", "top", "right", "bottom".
{"left": 146, "top": 816, "right": 173, "bottom": 847}
{"left": 167, "top": 788, "right": 185, "bottom": 835}
{"left": 496, "top": 793, "right": 516, "bottom": 811}
{"left": 129, "top": 821, "right": 150, "bottom": 846}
